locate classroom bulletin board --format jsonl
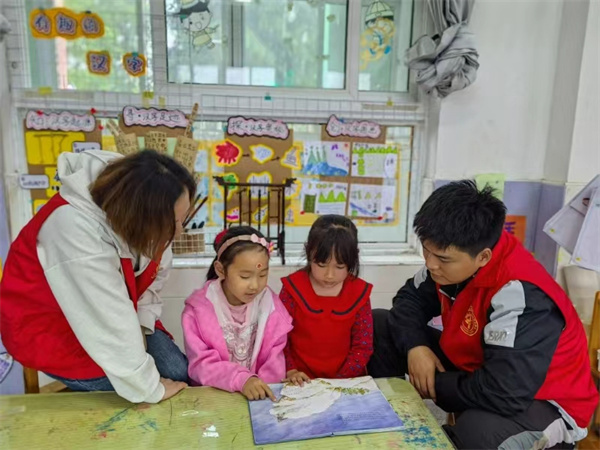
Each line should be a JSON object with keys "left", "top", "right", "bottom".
{"left": 24, "top": 110, "right": 402, "bottom": 229}
{"left": 23, "top": 110, "right": 102, "bottom": 214}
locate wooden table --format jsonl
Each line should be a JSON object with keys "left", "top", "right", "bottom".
{"left": 0, "top": 378, "right": 454, "bottom": 449}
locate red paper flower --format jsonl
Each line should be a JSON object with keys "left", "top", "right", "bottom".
{"left": 90, "top": 108, "right": 97, "bottom": 115}
{"left": 215, "top": 141, "right": 241, "bottom": 166}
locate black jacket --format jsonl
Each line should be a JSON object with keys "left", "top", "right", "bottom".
{"left": 388, "top": 266, "right": 565, "bottom": 415}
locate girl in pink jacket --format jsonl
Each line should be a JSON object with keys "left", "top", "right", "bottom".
{"left": 182, "top": 226, "right": 292, "bottom": 401}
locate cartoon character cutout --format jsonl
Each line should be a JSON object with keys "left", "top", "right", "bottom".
{"left": 179, "top": 0, "right": 219, "bottom": 51}
{"left": 360, "top": 0, "right": 396, "bottom": 69}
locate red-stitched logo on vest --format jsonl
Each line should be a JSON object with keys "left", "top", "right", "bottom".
{"left": 460, "top": 305, "right": 479, "bottom": 337}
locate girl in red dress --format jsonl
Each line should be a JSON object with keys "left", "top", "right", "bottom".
{"left": 280, "top": 215, "right": 373, "bottom": 384}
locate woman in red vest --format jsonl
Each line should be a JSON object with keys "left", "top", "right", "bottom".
{"left": 280, "top": 215, "right": 373, "bottom": 384}
{"left": 368, "top": 180, "right": 598, "bottom": 449}
{"left": 0, "top": 150, "right": 195, "bottom": 403}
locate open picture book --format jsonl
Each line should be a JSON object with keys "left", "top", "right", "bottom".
{"left": 248, "top": 376, "right": 404, "bottom": 445}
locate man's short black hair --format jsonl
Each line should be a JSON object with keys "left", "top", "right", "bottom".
{"left": 414, "top": 180, "right": 507, "bottom": 257}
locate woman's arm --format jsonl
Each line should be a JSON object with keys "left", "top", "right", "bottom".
{"left": 38, "top": 208, "right": 164, "bottom": 403}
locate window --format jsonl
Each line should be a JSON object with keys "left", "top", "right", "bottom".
{"left": 166, "top": 0, "right": 348, "bottom": 89}
{"left": 6, "top": 0, "right": 426, "bottom": 258}
{"left": 358, "top": 0, "right": 414, "bottom": 92}
{"left": 24, "top": 0, "right": 153, "bottom": 93}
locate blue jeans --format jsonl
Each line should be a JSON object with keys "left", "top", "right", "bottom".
{"left": 47, "top": 329, "right": 188, "bottom": 392}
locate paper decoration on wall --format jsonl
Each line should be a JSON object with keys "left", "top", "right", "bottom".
{"left": 173, "top": 131, "right": 199, "bottom": 173}
{"left": 227, "top": 116, "right": 290, "bottom": 140}
{"left": 285, "top": 206, "right": 294, "bottom": 224}
{"left": 220, "top": 173, "right": 239, "bottom": 200}
{"left": 281, "top": 144, "right": 302, "bottom": 170}
{"left": 29, "top": 8, "right": 105, "bottom": 40}
{"left": 118, "top": 110, "right": 189, "bottom": 141}
{"left": 86, "top": 51, "right": 111, "bottom": 76}
{"left": 302, "top": 141, "right": 351, "bottom": 176}
{"left": 252, "top": 205, "right": 269, "bottom": 224}
{"left": 349, "top": 184, "right": 396, "bottom": 221}
{"left": 214, "top": 140, "right": 242, "bottom": 167}
{"left": 301, "top": 180, "right": 348, "bottom": 215}
{"left": 351, "top": 143, "right": 399, "bottom": 178}
{"left": 226, "top": 207, "right": 240, "bottom": 222}
{"left": 29, "top": 9, "right": 53, "bottom": 38}
{"left": 173, "top": 103, "right": 200, "bottom": 173}
{"left": 54, "top": 8, "right": 79, "bottom": 39}
{"left": 26, "top": 110, "right": 96, "bottom": 132}
{"left": 475, "top": 173, "right": 505, "bottom": 200}
{"left": 178, "top": 0, "right": 219, "bottom": 51}
{"left": 79, "top": 11, "right": 104, "bottom": 38}
{"left": 122, "top": 106, "right": 188, "bottom": 128}
{"left": 145, "top": 131, "right": 168, "bottom": 154}
{"left": 23, "top": 116, "right": 101, "bottom": 214}
{"left": 18, "top": 175, "right": 49, "bottom": 190}
{"left": 250, "top": 144, "right": 275, "bottom": 164}
{"left": 194, "top": 148, "right": 209, "bottom": 173}
{"left": 72, "top": 142, "right": 100, "bottom": 153}
{"left": 504, "top": 215, "right": 526, "bottom": 244}
{"left": 26, "top": 130, "right": 83, "bottom": 165}
{"left": 106, "top": 119, "right": 140, "bottom": 155}
{"left": 122, "top": 52, "right": 147, "bottom": 77}
{"left": 285, "top": 178, "right": 301, "bottom": 200}
{"left": 247, "top": 172, "right": 272, "bottom": 199}
{"left": 324, "top": 115, "right": 384, "bottom": 142}
{"left": 221, "top": 121, "right": 294, "bottom": 226}
{"left": 360, "top": 0, "right": 395, "bottom": 69}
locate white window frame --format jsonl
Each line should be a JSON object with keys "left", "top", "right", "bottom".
{"left": 2, "top": 0, "right": 435, "bottom": 263}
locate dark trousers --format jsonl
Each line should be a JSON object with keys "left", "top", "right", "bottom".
{"left": 367, "top": 309, "right": 574, "bottom": 450}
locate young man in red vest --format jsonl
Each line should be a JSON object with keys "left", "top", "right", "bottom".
{"left": 368, "top": 180, "right": 598, "bottom": 449}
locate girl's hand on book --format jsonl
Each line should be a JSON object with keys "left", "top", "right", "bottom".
{"left": 242, "top": 377, "right": 276, "bottom": 401}
{"left": 283, "top": 370, "right": 311, "bottom": 387}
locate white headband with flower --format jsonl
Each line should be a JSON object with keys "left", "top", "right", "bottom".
{"left": 216, "top": 233, "right": 274, "bottom": 260}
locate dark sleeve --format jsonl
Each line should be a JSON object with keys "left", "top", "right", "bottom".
{"left": 279, "top": 285, "right": 298, "bottom": 372}
{"left": 435, "top": 281, "right": 565, "bottom": 415}
{"left": 387, "top": 266, "right": 442, "bottom": 355}
{"left": 336, "top": 300, "right": 374, "bottom": 378}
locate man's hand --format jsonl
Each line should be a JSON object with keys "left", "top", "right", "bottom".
{"left": 407, "top": 346, "right": 445, "bottom": 401}
{"left": 242, "top": 377, "right": 276, "bottom": 401}
{"left": 283, "top": 369, "right": 311, "bottom": 387}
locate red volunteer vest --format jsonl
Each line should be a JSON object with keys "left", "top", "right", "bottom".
{"left": 281, "top": 270, "right": 372, "bottom": 378}
{"left": 0, "top": 194, "right": 171, "bottom": 379}
{"left": 438, "top": 231, "right": 598, "bottom": 427}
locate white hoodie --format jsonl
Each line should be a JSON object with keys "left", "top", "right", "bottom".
{"left": 36, "top": 150, "right": 170, "bottom": 403}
